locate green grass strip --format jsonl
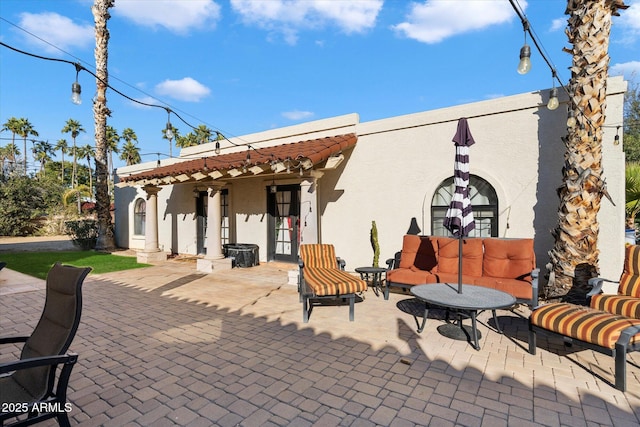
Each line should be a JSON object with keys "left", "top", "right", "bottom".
{"left": 0, "top": 252, "right": 150, "bottom": 280}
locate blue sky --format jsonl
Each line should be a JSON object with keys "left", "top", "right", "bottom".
{"left": 1, "top": 0, "right": 639, "bottom": 172}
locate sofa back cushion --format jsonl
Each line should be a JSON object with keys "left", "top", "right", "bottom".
{"left": 483, "top": 238, "right": 535, "bottom": 279}
{"left": 399, "top": 235, "right": 438, "bottom": 272}
{"left": 437, "top": 237, "right": 483, "bottom": 276}
{"left": 618, "top": 245, "right": 640, "bottom": 297}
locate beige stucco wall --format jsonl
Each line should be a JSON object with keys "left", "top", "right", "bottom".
{"left": 115, "top": 77, "right": 626, "bottom": 289}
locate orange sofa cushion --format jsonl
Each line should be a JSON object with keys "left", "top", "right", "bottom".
{"left": 387, "top": 268, "right": 438, "bottom": 285}
{"left": 473, "top": 277, "right": 533, "bottom": 300}
{"left": 482, "top": 238, "right": 535, "bottom": 280}
{"left": 398, "top": 235, "right": 438, "bottom": 272}
{"left": 436, "top": 237, "right": 483, "bottom": 277}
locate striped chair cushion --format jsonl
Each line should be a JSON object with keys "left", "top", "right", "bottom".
{"left": 300, "top": 244, "right": 338, "bottom": 269}
{"left": 618, "top": 245, "right": 640, "bottom": 297}
{"left": 530, "top": 303, "right": 640, "bottom": 349}
{"left": 303, "top": 268, "right": 367, "bottom": 296}
{"left": 590, "top": 294, "right": 640, "bottom": 319}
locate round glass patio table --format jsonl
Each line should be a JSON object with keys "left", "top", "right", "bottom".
{"left": 410, "top": 283, "right": 516, "bottom": 350}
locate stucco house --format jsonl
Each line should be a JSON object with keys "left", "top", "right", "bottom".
{"left": 114, "top": 77, "right": 626, "bottom": 289}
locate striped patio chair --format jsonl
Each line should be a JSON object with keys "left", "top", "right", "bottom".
{"left": 588, "top": 245, "right": 640, "bottom": 319}
{"left": 298, "top": 244, "right": 367, "bottom": 323}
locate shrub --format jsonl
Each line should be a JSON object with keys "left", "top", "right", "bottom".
{"left": 64, "top": 219, "right": 98, "bottom": 250}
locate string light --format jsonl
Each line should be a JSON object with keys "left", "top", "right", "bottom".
{"left": 517, "top": 19, "right": 532, "bottom": 75}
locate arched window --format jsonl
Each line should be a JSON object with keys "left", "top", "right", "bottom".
{"left": 134, "top": 198, "right": 146, "bottom": 236}
{"left": 431, "top": 175, "right": 498, "bottom": 237}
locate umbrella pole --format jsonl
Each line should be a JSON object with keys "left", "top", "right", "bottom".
{"left": 458, "top": 234, "right": 463, "bottom": 293}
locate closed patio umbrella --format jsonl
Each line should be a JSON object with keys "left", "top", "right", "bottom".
{"left": 443, "top": 117, "right": 476, "bottom": 293}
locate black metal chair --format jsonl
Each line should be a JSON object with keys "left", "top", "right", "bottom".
{"left": 0, "top": 263, "right": 91, "bottom": 427}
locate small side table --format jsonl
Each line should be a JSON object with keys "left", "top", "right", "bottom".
{"left": 355, "top": 267, "right": 387, "bottom": 296}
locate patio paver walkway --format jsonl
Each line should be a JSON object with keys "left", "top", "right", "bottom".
{"left": 1, "top": 260, "right": 639, "bottom": 426}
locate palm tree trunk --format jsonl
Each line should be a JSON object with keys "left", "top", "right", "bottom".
{"left": 93, "top": 0, "right": 116, "bottom": 251}
{"left": 546, "top": 0, "right": 628, "bottom": 302}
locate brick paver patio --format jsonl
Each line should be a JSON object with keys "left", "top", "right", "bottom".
{"left": 1, "top": 260, "right": 639, "bottom": 426}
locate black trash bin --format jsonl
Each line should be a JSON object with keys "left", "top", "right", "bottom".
{"left": 223, "top": 243, "right": 260, "bottom": 268}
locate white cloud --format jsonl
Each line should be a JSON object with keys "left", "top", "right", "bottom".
{"left": 113, "top": 0, "right": 221, "bottom": 34}
{"left": 18, "top": 12, "right": 94, "bottom": 53}
{"left": 230, "top": 0, "right": 383, "bottom": 45}
{"left": 610, "top": 61, "right": 640, "bottom": 79}
{"left": 282, "top": 110, "right": 314, "bottom": 120}
{"left": 550, "top": 18, "right": 565, "bottom": 32}
{"left": 617, "top": 1, "right": 640, "bottom": 42}
{"left": 392, "top": 0, "right": 525, "bottom": 44}
{"left": 155, "top": 78, "right": 211, "bottom": 102}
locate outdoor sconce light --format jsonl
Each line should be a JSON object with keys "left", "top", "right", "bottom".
{"left": 71, "top": 63, "right": 83, "bottom": 105}
{"left": 517, "top": 20, "right": 531, "bottom": 75}
{"left": 547, "top": 87, "right": 559, "bottom": 110}
{"left": 614, "top": 126, "right": 620, "bottom": 145}
{"left": 270, "top": 180, "right": 277, "bottom": 193}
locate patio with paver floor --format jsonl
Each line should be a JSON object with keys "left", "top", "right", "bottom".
{"left": 1, "top": 260, "right": 639, "bottom": 426}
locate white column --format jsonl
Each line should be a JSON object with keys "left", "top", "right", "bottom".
{"left": 137, "top": 185, "right": 167, "bottom": 263}
{"left": 205, "top": 185, "right": 224, "bottom": 260}
{"left": 299, "top": 171, "right": 322, "bottom": 245}
{"left": 143, "top": 185, "right": 160, "bottom": 252}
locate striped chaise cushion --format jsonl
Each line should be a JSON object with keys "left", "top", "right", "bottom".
{"left": 531, "top": 303, "right": 640, "bottom": 349}
{"left": 300, "top": 244, "right": 367, "bottom": 297}
{"left": 303, "top": 267, "right": 367, "bottom": 296}
{"left": 590, "top": 245, "right": 640, "bottom": 319}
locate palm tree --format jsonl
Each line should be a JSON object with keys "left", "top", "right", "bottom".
{"left": 119, "top": 140, "right": 141, "bottom": 166}
{"left": 626, "top": 162, "right": 640, "bottom": 230}
{"left": 54, "top": 139, "right": 69, "bottom": 183}
{"left": 1, "top": 117, "right": 21, "bottom": 169}
{"left": 105, "top": 126, "right": 120, "bottom": 179}
{"left": 546, "top": 0, "right": 629, "bottom": 301}
{"left": 15, "top": 118, "right": 38, "bottom": 175}
{"left": 61, "top": 118, "right": 85, "bottom": 188}
{"left": 33, "top": 140, "right": 53, "bottom": 176}
{"left": 3, "top": 143, "right": 20, "bottom": 175}
{"left": 77, "top": 144, "right": 95, "bottom": 199}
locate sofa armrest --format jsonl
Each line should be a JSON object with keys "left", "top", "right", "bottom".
{"left": 386, "top": 251, "right": 401, "bottom": 270}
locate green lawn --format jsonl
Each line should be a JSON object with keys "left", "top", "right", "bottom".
{"left": 0, "top": 252, "right": 150, "bottom": 280}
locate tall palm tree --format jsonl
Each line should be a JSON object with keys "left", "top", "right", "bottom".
{"left": 546, "top": 0, "right": 629, "bottom": 301}
{"left": 77, "top": 144, "right": 95, "bottom": 199}
{"left": 121, "top": 128, "right": 137, "bottom": 150}
{"left": 1, "top": 117, "right": 21, "bottom": 167}
{"left": 105, "top": 126, "right": 120, "bottom": 180}
{"left": 33, "top": 140, "right": 53, "bottom": 176}
{"left": 16, "top": 118, "right": 38, "bottom": 175}
{"left": 119, "top": 140, "right": 141, "bottom": 166}
{"left": 93, "top": 0, "right": 116, "bottom": 250}
{"left": 54, "top": 139, "right": 69, "bottom": 184}
{"left": 3, "top": 143, "right": 20, "bottom": 175}
{"left": 61, "top": 118, "right": 85, "bottom": 188}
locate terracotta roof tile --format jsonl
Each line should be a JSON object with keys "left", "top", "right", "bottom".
{"left": 122, "top": 133, "right": 357, "bottom": 183}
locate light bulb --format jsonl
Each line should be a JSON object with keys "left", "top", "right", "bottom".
{"left": 71, "top": 82, "right": 82, "bottom": 105}
{"left": 517, "top": 45, "right": 531, "bottom": 75}
{"left": 547, "top": 87, "right": 559, "bottom": 110}
{"left": 215, "top": 141, "right": 221, "bottom": 155}
{"left": 165, "top": 123, "right": 174, "bottom": 140}
{"left": 567, "top": 111, "right": 576, "bottom": 128}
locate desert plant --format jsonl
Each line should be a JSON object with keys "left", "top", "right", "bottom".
{"left": 370, "top": 220, "right": 380, "bottom": 268}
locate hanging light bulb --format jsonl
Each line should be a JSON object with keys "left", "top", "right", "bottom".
{"left": 547, "top": 87, "right": 559, "bottom": 110}
{"left": 567, "top": 109, "right": 576, "bottom": 128}
{"left": 517, "top": 44, "right": 531, "bottom": 75}
{"left": 164, "top": 122, "right": 174, "bottom": 140}
{"left": 517, "top": 20, "right": 531, "bottom": 75}
{"left": 71, "top": 63, "right": 82, "bottom": 105}
{"left": 614, "top": 126, "right": 620, "bottom": 145}
{"left": 215, "top": 141, "right": 221, "bottom": 155}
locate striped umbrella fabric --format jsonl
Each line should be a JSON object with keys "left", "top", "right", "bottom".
{"left": 443, "top": 118, "right": 476, "bottom": 292}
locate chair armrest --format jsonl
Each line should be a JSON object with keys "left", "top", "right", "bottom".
{"left": 298, "top": 259, "right": 304, "bottom": 269}
{"left": 386, "top": 251, "right": 402, "bottom": 270}
{"left": 586, "top": 277, "right": 618, "bottom": 297}
{"left": 0, "top": 336, "right": 29, "bottom": 345}
{"left": 337, "top": 257, "right": 346, "bottom": 270}
{"left": 0, "top": 353, "right": 78, "bottom": 375}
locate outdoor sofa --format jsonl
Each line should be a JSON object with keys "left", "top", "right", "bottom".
{"left": 385, "top": 234, "right": 539, "bottom": 309}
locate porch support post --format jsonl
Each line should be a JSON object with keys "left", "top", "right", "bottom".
{"left": 299, "top": 171, "right": 323, "bottom": 245}
{"left": 138, "top": 185, "right": 167, "bottom": 263}
{"left": 205, "top": 185, "right": 224, "bottom": 260}
{"left": 197, "top": 183, "right": 232, "bottom": 272}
